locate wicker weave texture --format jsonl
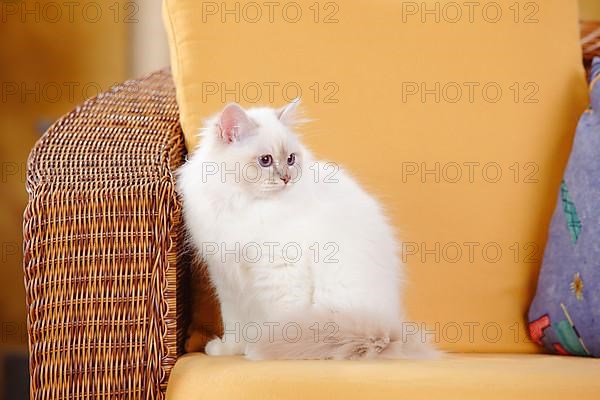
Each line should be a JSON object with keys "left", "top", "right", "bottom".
{"left": 581, "top": 21, "right": 600, "bottom": 77}
{"left": 23, "top": 69, "right": 187, "bottom": 400}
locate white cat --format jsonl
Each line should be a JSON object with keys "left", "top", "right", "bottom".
{"left": 177, "top": 100, "right": 437, "bottom": 360}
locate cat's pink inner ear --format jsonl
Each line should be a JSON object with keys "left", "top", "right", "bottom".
{"left": 278, "top": 98, "right": 301, "bottom": 125}
{"left": 219, "top": 103, "right": 253, "bottom": 143}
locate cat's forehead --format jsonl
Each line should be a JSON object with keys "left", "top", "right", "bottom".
{"left": 247, "top": 109, "right": 299, "bottom": 151}
{"left": 247, "top": 106, "right": 280, "bottom": 123}
{"left": 251, "top": 128, "right": 296, "bottom": 155}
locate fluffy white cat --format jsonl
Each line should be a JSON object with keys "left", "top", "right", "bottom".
{"left": 177, "top": 100, "right": 437, "bottom": 360}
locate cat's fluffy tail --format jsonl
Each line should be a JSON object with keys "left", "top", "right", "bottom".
{"left": 244, "top": 311, "right": 440, "bottom": 361}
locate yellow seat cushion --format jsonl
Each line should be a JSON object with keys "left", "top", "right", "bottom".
{"left": 167, "top": 353, "right": 600, "bottom": 399}
{"left": 163, "top": 0, "right": 588, "bottom": 353}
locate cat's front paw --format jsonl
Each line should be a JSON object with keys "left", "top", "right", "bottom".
{"left": 205, "top": 337, "right": 245, "bottom": 356}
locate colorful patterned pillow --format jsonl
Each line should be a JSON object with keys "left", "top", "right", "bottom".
{"left": 528, "top": 58, "right": 600, "bottom": 357}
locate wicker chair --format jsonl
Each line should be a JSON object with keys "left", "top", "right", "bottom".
{"left": 22, "top": 26, "right": 600, "bottom": 399}
{"left": 581, "top": 22, "right": 600, "bottom": 75}
{"left": 23, "top": 69, "right": 187, "bottom": 399}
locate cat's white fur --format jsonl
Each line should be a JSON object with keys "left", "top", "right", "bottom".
{"left": 177, "top": 101, "right": 437, "bottom": 360}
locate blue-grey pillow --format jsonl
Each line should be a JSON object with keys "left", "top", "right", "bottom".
{"left": 528, "top": 58, "right": 600, "bottom": 357}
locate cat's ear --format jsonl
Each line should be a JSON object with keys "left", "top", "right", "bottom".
{"left": 218, "top": 103, "right": 255, "bottom": 143}
{"left": 277, "top": 98, "right": 302, "bottom": 126}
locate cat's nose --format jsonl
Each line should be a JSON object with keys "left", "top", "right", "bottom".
{"left": 280, "top": 174, "right": 290, "bottom": 184}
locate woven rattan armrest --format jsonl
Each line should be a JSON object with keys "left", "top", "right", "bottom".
{"left": 23, "top": 69, "right": 188, "bottom": 400}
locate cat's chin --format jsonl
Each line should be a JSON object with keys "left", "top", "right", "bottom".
{"left": 257, "top": 183, "right": 290, "bottom": 196}
{"left": 259, "top": 186, "right": 287, "bottom": 195}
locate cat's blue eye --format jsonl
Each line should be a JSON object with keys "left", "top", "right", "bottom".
{"left": 258, "top": 154, "right": 273, "bottom": 167}
{"left": 287, "top": 153, "right": 296, "bottom": 166}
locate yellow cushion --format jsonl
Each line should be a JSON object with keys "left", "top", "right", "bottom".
{"left": 167, "top": 353, "right": 600, "bottom": 399}
{"left": 163, "top": 0, "right": 588, "bottom": 353}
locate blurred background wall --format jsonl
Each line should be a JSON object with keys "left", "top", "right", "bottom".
{"left": 0, "top": 0, "right": 596, "bottom": 399}
{"left": 580, "top": 0, "right": 600, "bottom": 20}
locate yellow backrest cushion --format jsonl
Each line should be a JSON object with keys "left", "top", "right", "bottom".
{"left": 163, "top": 0, "right": 587, "bottom": 353}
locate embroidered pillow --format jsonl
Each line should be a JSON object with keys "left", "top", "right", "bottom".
{"left": 529, "top": 58, "right": 600, "bottom": 357}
